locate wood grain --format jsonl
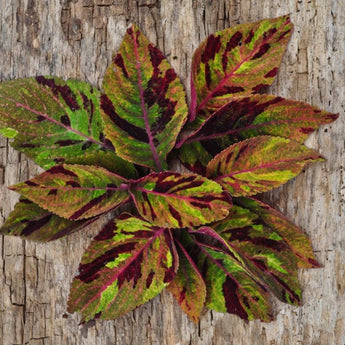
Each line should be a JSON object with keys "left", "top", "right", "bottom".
{"left": 0, "top": 1, "right": 344, "bottom": 344}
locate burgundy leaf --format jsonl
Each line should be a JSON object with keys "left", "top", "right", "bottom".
{"left": 101, "top": 25, "right": 188, "bottom": 171}
{"left": 180, "top": 94, "right": 339, "bottom": 147}
{"left": 190, "top": 15, "right": 292, "bottom": 125}
{"left": 0, "top": 198, "right": 97, "bottom": 242}
{"left": 235, "top": 197, "right": 320, "bottom": 268}
{"left": 130, "top": 172, "right": 232, "bottom": 228}
{"left": 167, "top": 238, "right": 206, "bottom": 323}
{"left": 67, "top": 213, "right": 178, "bottom": 322}
{"left": 9, "top": 165, "right": 130, "bottom": 220}
{"left": 206, "top": 136, "right": 323, "bottom": 196}
{"left": 210, "top": 205, "right": 301, "bottom": 305}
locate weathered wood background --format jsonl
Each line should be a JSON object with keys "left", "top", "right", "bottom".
{"left": 0, "top": 1, "right": 344, "bottom": 344}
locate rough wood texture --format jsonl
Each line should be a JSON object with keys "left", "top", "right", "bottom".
{"left": 0, "top": 1, "right": 344, "bottom": 344}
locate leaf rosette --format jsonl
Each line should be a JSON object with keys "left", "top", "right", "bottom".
{"left": 0, "top": 16, "right": 338, "bottom": 323}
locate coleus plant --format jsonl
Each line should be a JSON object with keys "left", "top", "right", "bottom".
{"left": 0, "top": 15, "right": 338, "bottom": 323}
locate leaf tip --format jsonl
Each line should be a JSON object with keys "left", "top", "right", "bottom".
{"left": 298, "top": 257, "right": 322, "bottom": 269}
{"left": 7, "top": 184, "right": 18, "bottom": 192}
{"left": 327, "top": 112, "right": 340, "bottom": 122}
{"left": 279, "top": 13, "right": 293, "bottom": 27}
{"left": 190, "top": 314, "right": 201, "bottom": 324}
{"left": 127, "top": 23, "right": 141, "bottom": 36}
{"left": 316, "top": 154, "right": 326, "bottom": 162}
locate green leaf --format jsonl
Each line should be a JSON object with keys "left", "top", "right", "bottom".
{"left": 235, "top": 197, "right": 320, "bottom": 268}
{"left": 190, "top": 15, "right": 292, "bottom": 125}
{"left": 211, "top": 205, "right": 301, "bottom": 305}
{"left": 176, "top": 141, "right": 213, "bottom": 176}
{"left": 67, "top": 213, "right": 178, "bottom": 322}
{"left": 0, "top": 77, "right": 136, "bottom": 178}
{"left": 65, "top": 150, "right": 138, "bottom": 179}
{"left": 0, "top": 198, "right": 96, "bottom": 242}
{"left": 167, "top": 237, "right": 206, "bottom": 323}
{"left": 9, "top": 165, "right": 129, "bottom": 220}
{"left": 101, "top": 25, "right": 188, "bottom": 171}
{"left": 182, "top": 94, "right": 339, "bottom": 147}
{"left": 206, "top": 136, "right": 323, "bottom": 196}
{"left": 192, "top": 236, "right": 272, "bottom": 321}
{"left": 130, "top": 172, "right": 232, "bottom": 228}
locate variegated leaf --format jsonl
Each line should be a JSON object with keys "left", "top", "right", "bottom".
{"left": 190, "top": 15, "right": 292, "bottom": 124}
{"left": 0, "top": 77, "right": 136, "bottom": 178}
{"left": 181, "top": 94, "right": 339, "bottom": 147}
{"left": 0, "top": 198, "right": 97, "bottom": 241}
{"left": 101, "top": 25, "right": 188, "bottom": 171}
{"left": 191, "top": 235, "right": 272, "bottom": 321}
{"left": 235, "top": 197, "right": 320, "bottom": 268}
{"left": 67, "top": 213, "right": 178, "bottom": 322}
{"left": 130, "top": 172, "right": 232, "bottom": 228}
{"left": 206, "top": 136, "right": 323, "bottom": 196}
{"left": 176, "top": 141, "right": 213, "bottom": 176}
{"left": 167, "top": 236, "right": 206, "bottom": 323}
{"left": 9, "top": 165, "right": 129, "bottom": 220}
{"left": 211, "top": 205, "right": 301, "bottom": 304}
